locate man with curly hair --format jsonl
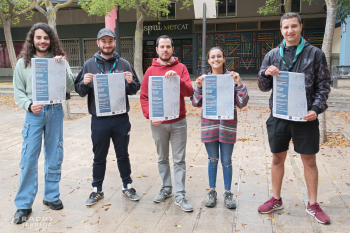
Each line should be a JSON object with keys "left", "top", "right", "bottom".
{"left": 12, "top": 23, "right": 75, "bottom": 224}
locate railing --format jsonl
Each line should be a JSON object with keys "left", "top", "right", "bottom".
{"left": 331, "top": 65, "right": 350, "bottom": 88}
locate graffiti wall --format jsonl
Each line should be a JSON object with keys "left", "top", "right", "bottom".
{"left": 197, "top": 29, "right": 325, "bottom": 74}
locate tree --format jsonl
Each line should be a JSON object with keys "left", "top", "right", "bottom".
{"left": 79, "top": 0, "right": 192, "bottom": 83}
{"left": 258, "top": 0, "right": 350, "bottom": 143}
{"left": 0, "top": 0, "right": 42, "bottom": 70}
{"left": 32, "top": 0, "right": 76, "bottom": 32}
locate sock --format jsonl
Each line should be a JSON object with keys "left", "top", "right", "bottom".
{"left": 275, "top": 198, "right": 281, "bottom": 201}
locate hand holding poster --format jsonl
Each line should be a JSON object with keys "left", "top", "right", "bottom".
{"left": 203, "top": 74, "right": 235, "bottom": 119}
{"left": 93, "top": 73, "right": 126, "bottom": 117}
{"left": 32, "top": 58, "right": 66, "bottom": 104}
{"left": 149, "top": 76, "right": 180, "bottom": 120}
{"left": 273, "top": 71, "right": 307, "bottom": 122}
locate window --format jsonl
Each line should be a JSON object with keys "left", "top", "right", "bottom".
{"left": 281, "top": 0, "right": 301, "bottom": 13}
{"left": 217, "top": 0, "right": 236, "bottom": 17}
{"left": 159, "top": 3, "right": 176, "bottom": 20}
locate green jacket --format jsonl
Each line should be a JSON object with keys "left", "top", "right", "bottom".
{"left": 13, "top": 53, "right": 75, "bottom": 111}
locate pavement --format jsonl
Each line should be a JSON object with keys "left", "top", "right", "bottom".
{"left": 0, "top": 82, "right": 350, "bottom": 232}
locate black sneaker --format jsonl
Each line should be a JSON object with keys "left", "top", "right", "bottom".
{"left": 43, "top": 199, "right": 64, "bottom": 210}
{"left": 122, "top": 184, "right": 140, "bottom": 201}
{"left": 86, "top": 187, "right": 104, "bottom": 206}
{"left": 13, "top": 209, "right": 32, "bottom": 224}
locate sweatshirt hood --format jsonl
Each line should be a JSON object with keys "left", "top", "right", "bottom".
{"left": 94, "top": 51, "right": 120, "bottom": 63}
{"left": 151, "top": 56, "right": 179, "bottom": 67}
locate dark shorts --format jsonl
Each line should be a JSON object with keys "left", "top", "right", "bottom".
{"left": 266, "top": 115, "right": 319, "bottom": 155}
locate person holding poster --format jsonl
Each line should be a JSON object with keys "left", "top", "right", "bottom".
{"left": 12, "top": 23, "right": 75, "bottom": 224}
{"left": 257, "top": 13, "right": 331, "bottom": 224}
{"left": 191, "top": 47, "right": 249, "bottom": 209}
{"left": 140, "top": 35, "right": 194, "bottom": 212}
{"left": 75, "top": 28, "right": 141, "bottom": 206}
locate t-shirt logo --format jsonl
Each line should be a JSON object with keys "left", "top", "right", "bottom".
{"left": 303, "top": 59, "right": 310, "bottom": 65}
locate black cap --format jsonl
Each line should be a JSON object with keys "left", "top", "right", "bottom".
{"left": 97, "top": 28, "right": 116, "bottom": 40}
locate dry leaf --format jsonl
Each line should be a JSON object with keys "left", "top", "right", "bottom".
{"left": 338, "top": 221, "right": 343, "bottom": 223}
{"left": 272, "top": 218, "right": 276, "bottom": 223}
{"left": 104, "top": 204, "right": 111, "bottom": 206}
{"left": 281, "top": 222, "right": 285, "bottom": 226}
{"left": 309, "top": 220, "right": 315, "bottom": 223}
{"left": 278, "top": 230, "right": 283, "bottom": 232}
{"left": 223, "top": 227, "right": 228, "bottom": 229}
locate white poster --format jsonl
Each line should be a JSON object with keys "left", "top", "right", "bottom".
{"left": 93, "top": 73, "right": 126, "bottom": 117}
{"left": 149, "top": 76, "right": 180, "bottom": 120}
{"left": 273, "top": 71, "right": 307, "bottom": 122}
{"left": 31, "top": 58, "right": 66, "bottom": 104}
{"left": 203, "top": 74, "right": 235, "bottom": 119}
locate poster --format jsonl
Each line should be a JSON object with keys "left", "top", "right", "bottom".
{"left": 203, "top": 74, "right": 235, "bottom": 120}
{"left": 93, "top": 73, "right": 126, "bottom": 117}
{"left": 273, "top": 71, "right": 307, "bottom": 122}
{"left": 31, "top": 58, "right": 66, "bottom": 104}
{"left": 149, "top": 76, "right": 180, "bottom": 120}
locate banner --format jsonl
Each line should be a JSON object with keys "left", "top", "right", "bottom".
{"left": 273, "top": 71, "right": 307, "bottom": 122}
{"left": 32, "top": 58, "right": 66, "bottom": 104}
{"left": 93, "top": 73, "right": 126, "bottom": 117}
{"left": 203, "top": 74, "right": 235, "bottom": 119}
{"left": 149, "top": 76, "right": 180, "bottom": 120}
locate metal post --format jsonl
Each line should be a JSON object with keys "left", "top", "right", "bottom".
{"left": 201, "top": 2, "right": 206, "bottom": 75}
{"left": 115, "top": 7, "right": 121, "bottom": 55}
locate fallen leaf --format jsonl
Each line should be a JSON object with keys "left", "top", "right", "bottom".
{"left": 272, "top": 218, "right": 276, "bottom": 222}
{"left": 295, "top": 204, "right": 299, "bottom": 207}
{"left": 105, "top": 208, "right": 109, "bottom": 211}
{"left": 278, "top": 230, "right": 283, "bottom": 232}
{"left": 104, "top": 204, "right": 111, "bottom": 206}
{"left": 175, "top": 224, "right": 181, "bottom": 227}
{"left": 83, "top": 220, "right": 89, "bottom": 223}
{"left": 223, "top": 227, "right": 228, "bottom": 229}
{"left": 338, "top": 221, "right": 343, "bottom": 223}
{"left": 309, "top": 220, "right": 315, "bottom": 223}
{"left": 67, "top": 227, "right": 72, "bottom": 228}
{"left": 135, "top": 226, "right": 139, "bottom": 228}
{"left": 95, "top": 210, "right": 99, "bottom": 213}
{"left": 281, "top": 222, "right": 285, "bottom": 226}
{"left": 294, "top": 194, "right": 299, "bottom": 196}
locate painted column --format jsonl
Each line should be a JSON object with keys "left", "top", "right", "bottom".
{"left": 105, "top": 6, "right": 120, "bottom": 54}
{"left": 340, "top": 17, "right": 350, "bottom": 65}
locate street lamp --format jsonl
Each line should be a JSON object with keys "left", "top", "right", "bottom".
{"left": 193, "top": 0, "right": 217, "bottom": 75}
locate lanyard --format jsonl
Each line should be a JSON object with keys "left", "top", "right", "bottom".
{"left": 279, "top": 36, "right": 305, "bottom": 71}
{"left": 94, "top": 57, "right": 118, "bottom": 73}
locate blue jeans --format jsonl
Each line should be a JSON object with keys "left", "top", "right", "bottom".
{"left": 205, "top": 141, "right": 234, "bottom": 191}
{"left": 14, "top": 104, "right": 64, "bottom": 209}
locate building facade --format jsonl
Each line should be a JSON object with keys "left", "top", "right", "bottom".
{"left": 0, "top": 0, "right": 339, "bottom": 77}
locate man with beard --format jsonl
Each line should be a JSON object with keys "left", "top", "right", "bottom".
{"left": 12, "top": 23, "right": 75, "bottom": 224}
{"left": 75, "top": 28, "right": 140, "bottom": 206}
{"left": 140, "top": 35, "right": 194, "bottom": 211}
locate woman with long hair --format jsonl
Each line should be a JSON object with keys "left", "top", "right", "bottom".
{"left": 191, "top": 47, "right": 249, "bottom": 209}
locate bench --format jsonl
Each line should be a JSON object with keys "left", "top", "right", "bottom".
{"left": 331, "top": 65, "right": 350, "bottom": 88}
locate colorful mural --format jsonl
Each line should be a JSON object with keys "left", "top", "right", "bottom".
{"left": 197, "top": 29, "right": 325, "bottom": 74}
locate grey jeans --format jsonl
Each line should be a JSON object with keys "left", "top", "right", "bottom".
{"left": 151, "top": 118, "right": 187, "bottom": 200}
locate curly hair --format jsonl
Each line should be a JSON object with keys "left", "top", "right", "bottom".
{"left": 206, "top": 46, "right": 227, "bottom": 74}
{"left": 18, "top": 23, "right": 66, "bottom": 68}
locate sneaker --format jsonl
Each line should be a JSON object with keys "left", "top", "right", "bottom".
{"left": 13, "top": 209, "right": 32, "bottom": 224}
{"left": 43, "top": 199, "right": 64, "bottom": 210}
{"left": 205, "top": 190, "right": 217, "bottom": 208}
{"left": 175, "top": 197, "right": 194, "bottom": 212}
{"left": 122, "top": 184, "right": 140, "bottom": 201}
{"left": 86, "top": 187, "right": 104, "bottom": 206}
{"left": 223, "top": 191, "right": 236, "bottom": 209}
{"left": 306, "top": 202, "right": 330, "bottom": 224}
{"left": 154, "top": 188, "right": 172, "bottom": 203}
{"left": 258, "top": 197, "right": 284, "bottom": 213}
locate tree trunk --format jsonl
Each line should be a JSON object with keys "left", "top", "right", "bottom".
{"left": 134, "top": 9, "right": 146, "bottom": 83}
{"left": 284, "top": 0, "right": 292, "bottom": 13}
{"left": 47, "top": 12, "right": 57, "bottom": 33}
{"left": 319, "top": 0, "right": 338, "bottom": 143}
{"left": 2, "top": 17, "right": 17, "bottom": 71}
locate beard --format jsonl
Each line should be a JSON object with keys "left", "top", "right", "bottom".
{"left": 34, "top": 44, "right": 50, "bottom": 53}
{"left": 99, "top": 45, "right": 115, "bottom": 56}
{"left": 158, "top": 53, "right": 173, "bottom": 63}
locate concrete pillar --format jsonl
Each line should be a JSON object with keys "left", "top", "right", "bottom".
{"left": 340, "top": 18, "right": 350, "bottom": 65}
{"left": 105, "top": 6, "right": 120, "bottom": 54}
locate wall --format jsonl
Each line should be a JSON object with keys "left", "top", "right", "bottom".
{"left": 340, "top": 18, "right": 350, "bottom": 66}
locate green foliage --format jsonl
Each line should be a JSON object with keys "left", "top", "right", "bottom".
{"left": 258, "top": 0, "right": 350, "bottom": 24}
{"left": 79, "top": 0, "right": 192, "bottom": 17}
{"left": 337, "top": 0, "right": 350, "bottom": 24}
{"left": 0, "top": 0, "right": 36, "bottom": 24}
